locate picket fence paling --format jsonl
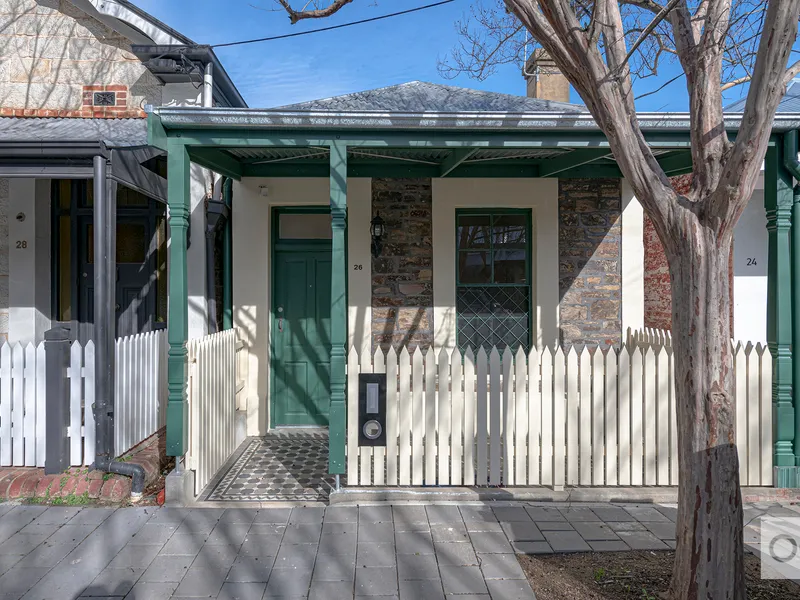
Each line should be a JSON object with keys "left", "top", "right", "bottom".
{"left": 346, "top": 341, "right": 774, "bottom": 487}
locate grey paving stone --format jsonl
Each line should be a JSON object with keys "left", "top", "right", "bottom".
{"left": 477, "top": 553, "right": 525, "bottom": 579}
{"left": 290, "top": 507, "right": 325, "bottom": 524}
{"left": 36, "top": 507, "right": 83, "bottom": 525}
{"left": 654, "top": 505, "right": 678, "bottom": 521}
{"left": 395, "top": 531, "right": 434, "bottom": 555}
{"left": 265, "top": 568, "right": 313, "bottom": 597}
{"left": 485, "top": 578, "right": 536, "bottom": 600}
{"left": 493, "top": 507, "right": 531, "bottom": 523}
{"left": 309, "top": 580, "right": 354, "bottom": 600}
{"left": 274, "top": 543, "right": 318, "bottom": 570}
{"left": 0, "top": 506, "right": 13, "bottom": 519}
{"left": 67, "top": 508, "right": 115, "bottom": 526}
{"left": 559, "top": 508, "right": 600, "bottom": 523}
{"left": 591, "top": 506, "right": 637, "bottom": 522}
{"left": 219, "top": 509, "right": 259, "bottom": 525}
{"left": 139, "top": 554, "right": 194, "bottom": 582}
{"left": 0, "top": 566, "right": 48, "bottom": 595}
{"left": 439, "top": 566, "right": 487, "bottom": 595}
{"left": 399, "top": 578, "right": 445, "bottom": 600}
{"left": 238, "top": 534, "right": 283, "bottom": 557}
{"left": 0, "top": 553, "right": 23, "bottom": 576}
{"left": 397, "top": 553, "right": 441, "bottom": 580}
{"left": 179, "top": 508, "right": 224, "bottom": 533}
{"left": 607, "top": 521, "right": 647, "bottom": 532}
{"left": 616, "top": 530, "right": 669, "bottom": 550}
{"left": 319, "top": 532, "right": 358, "bottom": 555}
{"left": 623, "top": 506, "right": 670, "bottom": 522}
{"left": 542, "top": 530, "right": 592, "bottom": 552}
{"left": 106, "top": 543, "right": 161, "bottom": 569}
{"left": 44, "top": 524, "right": 98, "bottom": 547}
{"left": 510, "top": 541, "right": 553, "bottom": 555}
{"left": 172, "top": 565, "right": 226, "bottom": 597}
{"left": 355, "top": 566, "right": 398, "bottom": 596}
{"left": 435, "top": 541, "right": 478, "bottom": 566}
{"left": 226, "top": 556, "right": 273, "bottom": 583}
{"left": 323, "top": 521, "right": 358, "bottom": 536}
{"left": 464, "top": 518, "right": 503, "bottom": 533}
{"left": 218, "top": 581, "right": 267, "bottom": 600}
{"left": 253, "top": 508, "right": 292, "bottom": 523}
{"left": 193, "top": 544, "right": 240, "bottom": 570}
{"left": 534, "top": 521, "right": 574, "bottom": 532}
{"left": 359, "top": 506, "right": 393, "bottom": 523}
{"left": 571, "top": 522, "right": 620, "bottom": 542}
{"left": 469, "top": 531, "right": 513, "bottom": 554}
{"left": 85, "top": 567, "right": 143, "bottom": 596}
{"left": 324, "top": 507, "right": 359, "bottom": 523}
{"left": 124, "top": 582, "right": 177, "bottom": 600}
{"left": 665, "top": 540, "right": 677, "bottom": 549}
{"left": 393, "top": 506, "right": 429, "bottom": 526}
{"left": 15, "top": 542, "right": 75, "bottom": 568}
{"left": 357, "top": 542, "right": 396, "bottom": 567}
{"left": 524, "top": 507, "right": 566, "bottom": 522}
{"left": 588, "top": 540, "right": 631, "bottom": 552}
{"left": 176, "top": 519, "right": 217, "bottom": 535}
{"left": 426, "top": 506, "right": 463, "bottom": 525}
{"left": 283, "top": 523, "right": 322, "bottom": 544}
{"left": 430, "top": 524, "right": 469, "bottom": 543}
{"left": 644, "top": 521, "right": 676, "bottom": 540}
{"left": 358, "top": 522, "right": 394, "bottom": 543}
{"left": 129, "top": 523, "right": 178, "bottom": 545}
{"left": 248, "top": 523, "right": 286, "bottom": 536}
{"left": 313, "top": 553, "right": 356, "bottom": 581}
{"left": 501, "top": 521, "right": 544, "bottom": 542}
{"left": 207, "top": 522, "right": 251, "bottom": 546}
{"left": 18, "top": 523, "right": 61, "bottom": 537}
{"left": 1, "top": 533, "right": 48, "bottom": 555}
{"left": 145, "top": 508, "right": 189, "bottom": 525}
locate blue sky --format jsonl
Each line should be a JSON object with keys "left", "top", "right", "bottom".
{"left": 134, "top": 0, "right": 769, "bottom": 111}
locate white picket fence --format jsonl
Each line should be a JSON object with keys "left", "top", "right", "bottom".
{"left": 0, "top": 330, "right": 168, "bottom": 468}
{"left": 347, "top": 342, "right": 774, "bottom": 488}
{"left": 186, "top": 329, "right": 237, "bottom": 495}
{"left": 627, "top": 326, "right": 673, "bottom": 349}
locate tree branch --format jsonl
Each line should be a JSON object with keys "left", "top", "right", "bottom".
{"left": 618, "top": 0, "right": 681, "bottom": 72}
{"left": 275, "top": 0, "right": 354, "bottom": 24}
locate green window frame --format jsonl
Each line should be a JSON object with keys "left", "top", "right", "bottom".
{"left": 455, "top": 209, "right": 532, "bottom": 351}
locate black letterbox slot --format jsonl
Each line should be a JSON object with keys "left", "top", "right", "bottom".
{"left": 358, "top": 373, "right": 386, "bottom": 446}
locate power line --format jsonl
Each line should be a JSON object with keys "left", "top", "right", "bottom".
{"left": 212, "top": 0, "right": 456, "bottom": 49}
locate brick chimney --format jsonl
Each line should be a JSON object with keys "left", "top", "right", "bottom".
{"left": 524, "top": 49, "right": 570, "bottom": 103}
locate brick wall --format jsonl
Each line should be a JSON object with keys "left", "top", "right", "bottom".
{"left": 0, "top": 0, "right": 161, "bottom": 115}
{"left": 371, "top": 179, "right": 434, "bottom": 351}
{"left": 558, "top": 179, "right": 622, "bottom": 346}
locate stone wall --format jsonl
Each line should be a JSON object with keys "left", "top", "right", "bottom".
{"left": 0, "top": 178, "right": 7, "bottom": 340}
{"left": 558, "top": 179, "right": 622, "bottom": 346}
{"left": 0, "top": 0, "right": 161, "bottom": 115}
{"left": 371, "top": 179, "right": 434, "bottom": 351}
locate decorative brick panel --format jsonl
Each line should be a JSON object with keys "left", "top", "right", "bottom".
{"left": 558, "top": 179, "right": 622, "bottom": 346}
{"left": 371, "top": 179, "right": 434, "bottom": 351}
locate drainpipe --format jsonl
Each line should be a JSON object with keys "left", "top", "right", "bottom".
{"left": 222, "top": 178, "right": 233, "bottom": 330}
{"left": 782, "top": 130, "right": 800, "bottom": 467}
{"left": 93, "top": 155, "right": 145, "bottom": 495}
{"left": 206, "top": 193, "right": 229, "bottom": 333}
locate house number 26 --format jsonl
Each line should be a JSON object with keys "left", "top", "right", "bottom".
{"left": 353, "top": 264, "right": 363, "bottom": 270}
{"left": 15, "top": 241, "right": 27, "bottom": 249}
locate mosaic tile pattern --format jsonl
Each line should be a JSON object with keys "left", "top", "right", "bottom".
{"left": 205, "top": 432, "right": 344, "bottom": 502}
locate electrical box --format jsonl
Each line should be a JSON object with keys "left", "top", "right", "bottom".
{"left": 358, "top": 373, "right": 386, "bottom": 446}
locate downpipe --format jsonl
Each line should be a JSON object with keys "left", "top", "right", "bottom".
{"left": 782, "top": 130, "right": 800, "bottom": 466}
{"left": 94, "top": 456, "right": 146, "bottom": 497}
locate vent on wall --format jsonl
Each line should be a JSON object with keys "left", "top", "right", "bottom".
{"left": 93, "top": 92, "right": 116, "bottom": 106}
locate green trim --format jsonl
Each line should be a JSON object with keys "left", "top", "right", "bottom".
{"left": 454, "top": 208, "right": 533, "bottom": 351}
{"left": 656, "top": 151, "right": 693, "bottom": 175}
{"left": 147, "top": 114, "right": 168, "bottom": 151}
{"left": 222, "top": 178, "right": 233, "bottom": 331}
{"left": 165, "top": 141, "right": 191, "bottom": 457}
{"left": 188, "top": 148, "right": 243, "bottom": 180}
{"left": 328, "top": 142, "right": 348, "bottom": 475}
{"left": 765, "top": 141, "right": 795, "bottom": 478}
{"left": 537, "top": 149, "right": 611, "bottom": 177}
{"left": 440, "top": 148, "right": 478, "bottom": 177}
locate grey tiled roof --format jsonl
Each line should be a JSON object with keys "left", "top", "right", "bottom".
{"left": 276, "top": 81, "right": 586, "bottom": 113}
{"left": 725, "top": 80, "right": 800, "bottom": 112}
{"left": 0, "top": 117, "right": 148, "bottom": 147}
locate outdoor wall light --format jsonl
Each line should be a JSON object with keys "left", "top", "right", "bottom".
{"left": 370, "top": 213, "right": 385, "bottom": 258}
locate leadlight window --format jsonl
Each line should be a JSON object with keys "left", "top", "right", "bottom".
{"left": 456, "top": 211, "right": 531, "bottom": 351}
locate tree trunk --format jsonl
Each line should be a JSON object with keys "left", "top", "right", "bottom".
{"left": 668, "top": 217, "right": 745, "bottom": 600}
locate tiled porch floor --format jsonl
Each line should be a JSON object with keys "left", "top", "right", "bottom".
{"left": 202, "top": 432, "right": 344, "bottom": 502}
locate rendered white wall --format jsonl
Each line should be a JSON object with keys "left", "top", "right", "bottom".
{"left": 431, "top": 178, "right": 560, "bottom": 350}
{"left": 8, "top": 178, "right": 36, "bottom": 344}
{"left": 621, "top": 181, "right": 644, "bottom": 335}
{"left": 733, "top": 189, "right": 768, "bottom": 342}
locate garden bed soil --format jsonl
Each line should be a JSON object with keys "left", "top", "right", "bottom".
{"left": 519, "top": 550, "right": 799, "bottom": 600}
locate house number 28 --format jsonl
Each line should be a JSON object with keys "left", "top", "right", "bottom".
{"left": 15, "top": 241, "right": 27, "bottom": 249}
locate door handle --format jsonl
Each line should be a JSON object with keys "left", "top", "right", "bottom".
{"left": 277, "top": 306, "right": 284, "bottom": 332}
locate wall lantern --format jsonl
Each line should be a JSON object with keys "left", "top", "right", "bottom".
{"left": 370, "top": 213, "right": 385, "bottom": 258}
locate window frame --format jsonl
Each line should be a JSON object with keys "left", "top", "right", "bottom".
{"left": 454, "top": 208, "right": 533, "bottom": 351}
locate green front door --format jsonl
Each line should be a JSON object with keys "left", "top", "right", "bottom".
{"left": 272, "top": 249, "right": 332, "bottom": 426}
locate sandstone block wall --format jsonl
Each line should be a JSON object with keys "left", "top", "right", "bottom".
{"left": 558, "top": 179, "right": 622, "bottom": 346}
{"left": 371, "top": 179, "right": 434, "bottom": 351}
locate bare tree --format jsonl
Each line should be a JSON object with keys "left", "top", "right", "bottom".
{"left": 275, "top": 1, "right": 800, "bottom": 597}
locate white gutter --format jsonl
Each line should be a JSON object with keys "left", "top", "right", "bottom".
{"left": 152, "top": 106, "right": 800, "bottom": 133}
{"left": 68, "top": 0, "right": 186, "bottom": 45}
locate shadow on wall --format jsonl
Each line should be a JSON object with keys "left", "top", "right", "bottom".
{"left": 558, "top": 179, "right": 623, "bottom": 348}
{"left": 0, "top": 0, "right": 160, "bottom": 112}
